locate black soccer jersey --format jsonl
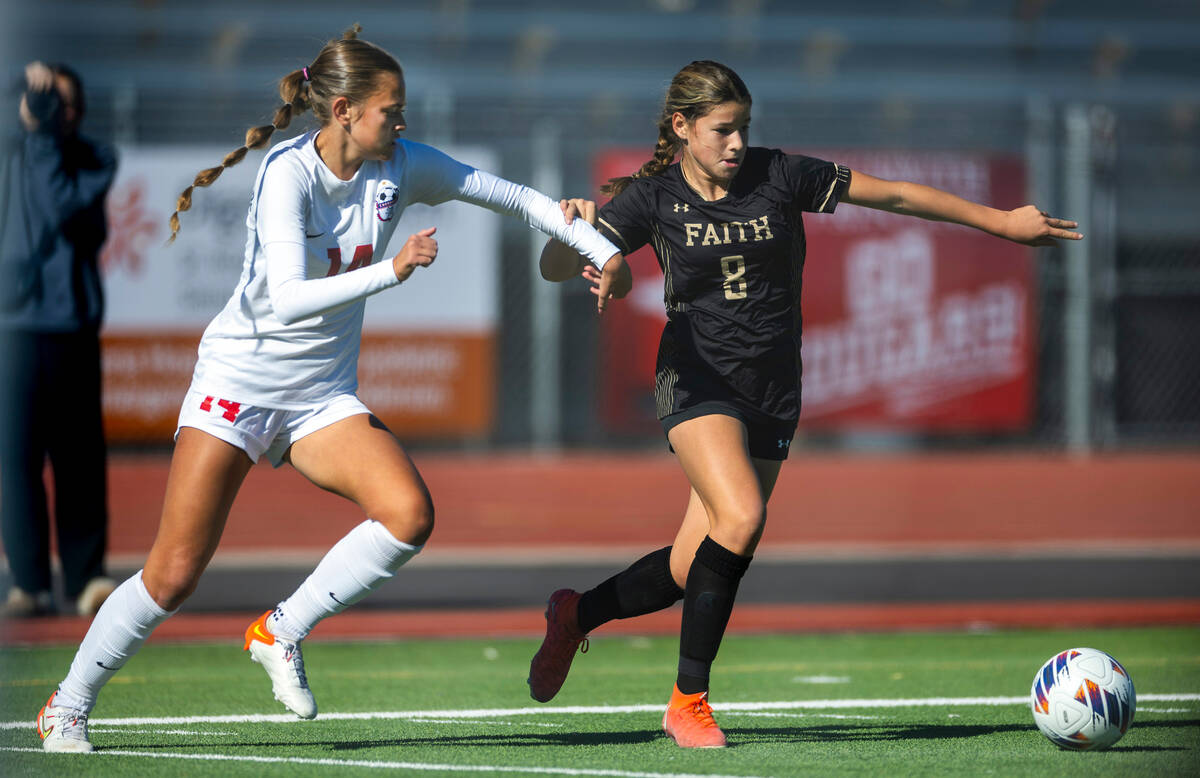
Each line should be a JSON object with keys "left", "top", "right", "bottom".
{"left": 597, "top": 147, "right": 850, "bottom": 423}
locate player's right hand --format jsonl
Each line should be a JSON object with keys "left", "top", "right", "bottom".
{"left": 392, "top": 227, "right": 437, "bottom": 282}
{"left": 557, "top": 198, "right": 598, "bottom": 226}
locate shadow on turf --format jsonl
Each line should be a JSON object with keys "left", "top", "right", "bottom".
{"left": 103, "top": 718, "right": 1199, "bottom": 753}
{"left": 327, "top": 730, "right": 661, "bottom": 749}
{"left": 726, "top": 718, "right": 1199, "bottom": 750}
{"left": 106, "top": 730, "right": 661, "bottom": 751}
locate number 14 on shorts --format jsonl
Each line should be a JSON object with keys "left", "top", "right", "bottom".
{"left": 199, "top": 396, "right": 241, "bottom": 422}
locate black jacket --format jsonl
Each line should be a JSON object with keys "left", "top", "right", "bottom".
{"left": 0, "top": 87, "right": 116, "bottom": 332}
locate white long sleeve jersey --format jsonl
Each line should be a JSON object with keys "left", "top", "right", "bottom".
{"left": 191, "top": 131, "right": 618, "bottom": 409}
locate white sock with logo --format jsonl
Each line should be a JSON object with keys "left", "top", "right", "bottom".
{"left": 270, "top": 519, "right": 420, "bottom": 641}
{"left": 56, "top": 570, "right": 174, "bottom": 712}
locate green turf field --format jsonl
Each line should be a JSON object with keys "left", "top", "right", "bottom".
{"left": 1, "top": 626, "right": 1197, "bottom": 776}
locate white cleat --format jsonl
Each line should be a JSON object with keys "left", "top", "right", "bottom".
{"left": 244, "top": 610, "right": 317, "bottom": 719}
{"left": 37, "top": 691, "right": 93, "bottom": 753}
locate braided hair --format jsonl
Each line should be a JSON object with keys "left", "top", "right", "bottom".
{"left": 167, "top": 25, "right": 402, "bottom": 242}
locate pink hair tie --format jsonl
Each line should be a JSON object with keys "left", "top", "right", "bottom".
{"left": 302, "top": 67, "right": 311, "bottom": 82}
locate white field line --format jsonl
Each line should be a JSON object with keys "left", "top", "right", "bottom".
{"left": 0, "top": 748, "right": 773, "bottom": 778}
{"left": 3, "top": 693, "right": 1197, "bottom": 731}
{"left": 1138, "top": 707, "right": 1194, "bottom": 713}
{"left": 88, "top": 729, "right": 237, "bottom": 735}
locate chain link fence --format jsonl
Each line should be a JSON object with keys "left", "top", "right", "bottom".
{"left": 7, "top": 1, "right": 1196, "bottom": 452}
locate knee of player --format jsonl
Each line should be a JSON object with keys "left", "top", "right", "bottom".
{"left": 408, "top": 501, "right": 435, "bottom": 545}
{"left": 377, "top": 491, "right": 435, "bottom": 545}
{"left": 142, "top": 563, "right": 202, "bottom": 611}
{"left": 713, "top": 501, "right": 767, "bottom": 544}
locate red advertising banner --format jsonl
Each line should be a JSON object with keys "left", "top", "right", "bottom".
{"left": 593, "top": 149, "right": 1035, "bottom": 434}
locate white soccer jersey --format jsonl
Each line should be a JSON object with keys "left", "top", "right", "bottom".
{"left": 191, "top": 131, "right": 618, "bottom": 409}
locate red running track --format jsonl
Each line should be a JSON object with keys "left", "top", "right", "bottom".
{"left": 97, "top": 451, "right": 1200, "bottom": 555}
{"left": 4, "top": 599, "right": 1200, "bottom": 646}
{"left": 3, "top": 451, "right": 1199, "bottom": 644}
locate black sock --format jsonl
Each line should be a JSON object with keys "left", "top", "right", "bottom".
{"left": 576, "top": 547, "right": 683, "bottom": 634}
{"left": 676, "top": 536, "right": 752, "bottom": 695}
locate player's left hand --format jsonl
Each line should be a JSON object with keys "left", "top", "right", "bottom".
{"left": 391, "top": 226, "right": 438, "bottom": 282}
{"left": 1004, "top": 205, "right": 1084, "bottom": 246}
{"left": 586, "top": 254, "right": 632, "bottom": 312}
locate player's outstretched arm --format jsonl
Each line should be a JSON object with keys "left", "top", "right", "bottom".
{"left": 538, "top": 197, "right": 633, "bottom": 311}
{"left": 540, "top": 198, "right": 600, "bottom": 281}
{"left": 844, "top": 169, "right": 1084, "bottom": 246}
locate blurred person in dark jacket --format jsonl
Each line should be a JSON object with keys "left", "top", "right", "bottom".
{"left": 0, "top": 61, "right": 116, "bottom": 617}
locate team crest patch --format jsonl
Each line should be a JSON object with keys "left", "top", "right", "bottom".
{"left": 375, "top": 182, "right": 399, "bottom": 222}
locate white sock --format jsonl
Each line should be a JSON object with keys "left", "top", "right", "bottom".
{"left": 57, "top": 570, "right": 174, "bottom": 712}
{"left": 271, "top": 519, "right": 420, "bottom": 640}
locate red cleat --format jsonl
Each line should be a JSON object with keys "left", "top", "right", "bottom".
{"left": 527, "top": 589, "right": 588, "bottom": 702}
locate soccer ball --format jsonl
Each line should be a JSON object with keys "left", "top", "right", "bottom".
{"left": 1030, "top": 647, "right": 1136, "bottom": 750}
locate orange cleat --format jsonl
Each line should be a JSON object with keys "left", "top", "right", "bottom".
{"left": 244, "top": 610, "right": 276, "bottom": 650}
{"left": 527, "top": 589, "right": 588, "bottom": 702}
{"left": 662, "top": 685, "right": 727, "bottom": 748}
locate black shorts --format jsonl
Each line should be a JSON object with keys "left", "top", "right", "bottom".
{"left": 661, "top": 400, "right": 798, "bottom": 461}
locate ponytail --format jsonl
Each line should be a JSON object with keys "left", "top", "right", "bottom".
{"left": 166, "top": 23, "right": 396, "bottom": 244}
{"left": 167, "top": 72, "right": 310, "bottom": 243}
{"left": 601, "top": 116, "right": 680, "bottom": 198}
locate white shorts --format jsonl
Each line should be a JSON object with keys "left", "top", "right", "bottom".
{"left": 176, "top": 388, "right": 371, "bottom": 467}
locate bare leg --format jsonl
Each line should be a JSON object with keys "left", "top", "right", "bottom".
{"left": 663, "top": 413, "right": 781, "bottom": 729}
{"left": 54, "top": 428, "right": 251, "bottom": 713}
{"left": 267, "top": 414, "right": 433, "bottom": 640}
{"left": 143, "top": 428, "right": 254, "bottom": 610}
{"left": 530, "top": 414, "right": 783, "bottom": 709}
{"left": 667, "top": 414, "right": 782, "bottom": 587}
{"left": 286, "top": 413, "right": 433, "bottom": 546}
